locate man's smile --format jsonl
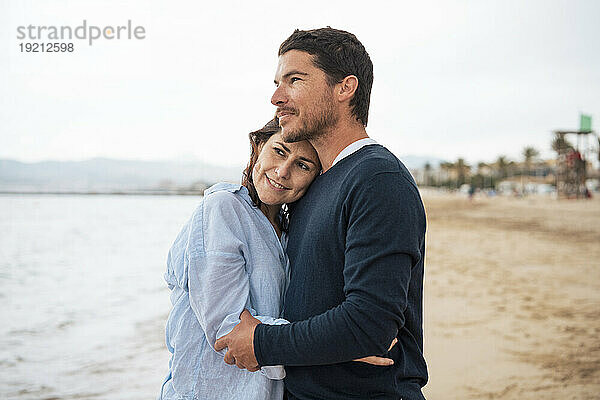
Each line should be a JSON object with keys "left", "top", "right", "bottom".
{"left": 277, "top": 109, "right": 296, "bottom": 123}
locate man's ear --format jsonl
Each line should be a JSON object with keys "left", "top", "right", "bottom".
{"left": 337, "top": 75, "right": 359, "bottom": 103}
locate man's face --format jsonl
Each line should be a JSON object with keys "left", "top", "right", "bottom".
{"left": 271, "top": 50, "right": 338, "bottom": 143}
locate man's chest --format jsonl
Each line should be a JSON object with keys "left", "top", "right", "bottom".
{"left": 284, "top": 189, "right": 348, "bottom": 318}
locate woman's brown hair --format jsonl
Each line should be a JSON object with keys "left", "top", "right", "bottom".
{"left": 241, "top": 117, "right": 280, "bottom": 211}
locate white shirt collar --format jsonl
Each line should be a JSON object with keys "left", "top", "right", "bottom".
{"left": 330, "top": 138, "right": 378, "bottom": 168}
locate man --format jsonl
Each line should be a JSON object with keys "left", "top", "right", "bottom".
{"left": 215, "top": 27, "right": 428, "bottom": 399}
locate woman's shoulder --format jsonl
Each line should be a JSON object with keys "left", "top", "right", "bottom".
{"left": 204, "top": 182, "right": 244, "bottom": 196}
{"left": 200, "top": 182, "right": 261, "bottom": 230}
{"left": 199, "top": 183, "right": 258, "bottom": 251}
{"left": 203, "top": 182, "right": 253, "bottom": 210}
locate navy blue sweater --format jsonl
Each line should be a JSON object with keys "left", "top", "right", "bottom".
{"left": 254, "top": 145, "right": 428, "bottom": 399}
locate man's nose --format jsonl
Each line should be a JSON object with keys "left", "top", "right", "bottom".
{"left": 271, "top": 85, "right": 287, "bottom": 106}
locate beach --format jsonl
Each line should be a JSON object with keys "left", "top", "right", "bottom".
{"left": 421, "top": 191, "right": 600, "bottom": 399}
{"left": 2, "top": 192, "right": 599, "bottom": 399}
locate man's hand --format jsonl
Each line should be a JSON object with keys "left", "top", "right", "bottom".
{"left": 214, "top": 309, "right": 261, "bottom": 372}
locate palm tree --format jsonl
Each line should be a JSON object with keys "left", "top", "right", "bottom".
{"left": 477, "top": 162, "right": 491, "bottom": 188}
{"left": 455, "top": 158, "right": 470, "bottom": 187}
{"left": 439, "top": 161, "right": 454, "bottom": 187}
{"left": 495, "top": 156, "right": 509, "bottom": 179}
{"left": 551, "top": 135, "right": 574, "bottom": 155}
{"left": 523, "top": 146, "right": 540, "bottom": 177}
{"left": 508, "top": 160, "right": 518, "bottom": 178}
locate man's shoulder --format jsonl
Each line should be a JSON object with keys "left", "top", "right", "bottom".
{"left": 344, "top": 145, "right": 418, "bottom": 191}
{"left": 343, "top": 147, "right": 426, "bottom": 228}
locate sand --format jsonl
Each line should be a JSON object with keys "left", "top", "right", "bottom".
{"left": 421, "top": 191, "right": 600, "bottom": 399}
{"left": 141, "top": 192, "right": 600, "bottom": 399}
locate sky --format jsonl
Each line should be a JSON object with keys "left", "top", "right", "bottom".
{"left": 1, "top": 0, "right": 599, "bottom": 168}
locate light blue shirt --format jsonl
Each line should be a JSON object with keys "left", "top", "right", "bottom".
{"left": 159, "top": 183, "right": 289, "bottom": 400}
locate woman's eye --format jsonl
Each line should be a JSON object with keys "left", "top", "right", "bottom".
{"left": 298, "top": 162, "right": 310, "bottom": 171}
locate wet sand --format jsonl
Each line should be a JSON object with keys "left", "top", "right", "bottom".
{"left": 421, "top": 191, "right": 600, "bottom": 399}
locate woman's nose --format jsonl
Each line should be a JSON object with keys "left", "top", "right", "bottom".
{"left": 276, "top": 162, "right": 291, "bottom": 179}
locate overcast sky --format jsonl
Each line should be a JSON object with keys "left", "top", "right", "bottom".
{"left": 1, "top": 0, "right": 599, "bottom": 167}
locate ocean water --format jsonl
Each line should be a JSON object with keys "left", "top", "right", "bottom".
{"left": 0, "top": 194, "right": 202, "bottom": 400}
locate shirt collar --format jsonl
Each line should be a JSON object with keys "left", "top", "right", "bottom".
{"left": 330, "top": 138, "right": 378, "bottom": 168}
{"left": 204, "top": 182, "right": 255, "bottom": 207}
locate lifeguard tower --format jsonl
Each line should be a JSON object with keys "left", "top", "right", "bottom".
{"left": 553, "top": 114, "right": 599, "bottom": 198}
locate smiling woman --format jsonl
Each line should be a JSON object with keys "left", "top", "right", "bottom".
{"left": 158, "top": 118, "right": 321, "bottom": 400}
{"left": 246, "top": 120, "right": 320, "bottom": 235}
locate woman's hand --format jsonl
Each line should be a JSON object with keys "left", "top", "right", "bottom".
{"left": 353, "top": 338, "right": 397, "bottom": 366}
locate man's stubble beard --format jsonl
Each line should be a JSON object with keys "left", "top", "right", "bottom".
{"left": 281, "top": 90, "right": 338, "bottom": 144}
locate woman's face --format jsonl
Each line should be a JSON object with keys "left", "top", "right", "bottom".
{"left": 253, "top": 132, "right": 320, "bottom": 206}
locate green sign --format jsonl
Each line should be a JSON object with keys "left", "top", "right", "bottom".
{"left": 580, "top": 114, "right": 592, "bottom": 132}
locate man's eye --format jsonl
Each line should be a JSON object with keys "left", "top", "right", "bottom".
{"left": 298, "top": 162, "right": 309, "bottom": 171}
{"left": 274, "top": 147, "right": 285, "bottom": 156}
{"left": 290, "top": 77, "right": 301, "bottom": 83}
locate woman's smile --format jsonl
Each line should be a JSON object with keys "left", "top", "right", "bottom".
{"left": 266, "top": 175, "right": 289, "bottom": 191}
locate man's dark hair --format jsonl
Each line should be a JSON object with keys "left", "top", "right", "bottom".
{"left": 279, "top": 27, "right": 373, "bottom": 126}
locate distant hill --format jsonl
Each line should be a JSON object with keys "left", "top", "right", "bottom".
{"left": 0, "top": 158, "right": 243, "bottom": 192}
{"left": 0, "top": 154, "right": 444, "bottom": 193}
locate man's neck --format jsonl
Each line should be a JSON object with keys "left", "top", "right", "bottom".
{"left": 311, "top": 121, "right": 369, "bottom": 173}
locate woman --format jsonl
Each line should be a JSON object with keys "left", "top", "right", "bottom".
{"left": 159, "top": 118, "right": 391, "bottom": 400}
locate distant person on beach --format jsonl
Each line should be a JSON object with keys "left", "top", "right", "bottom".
{"left": 215, "top": 28, "right": 428, "bottom": 399}
{"left": 158, "top": 118, "right": 392, "bottom": 400}
{"left": 468, "top": 184, "right": 476, "bottom": 201}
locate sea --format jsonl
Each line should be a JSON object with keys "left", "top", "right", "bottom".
{"left": 1, "top": 194, "right": 203, "bottom": 400}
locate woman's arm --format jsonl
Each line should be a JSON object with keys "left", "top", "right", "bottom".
{"left": 185, "top": 191, "right": 287, "bottom": 379}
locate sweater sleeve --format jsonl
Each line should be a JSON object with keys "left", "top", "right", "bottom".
{"left": 254, "top": 171, "right": 425, "bottom": 366}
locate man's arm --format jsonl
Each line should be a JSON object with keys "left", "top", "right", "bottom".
{"left": 217, "top": 171, "right": 425, "bottom": 367}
